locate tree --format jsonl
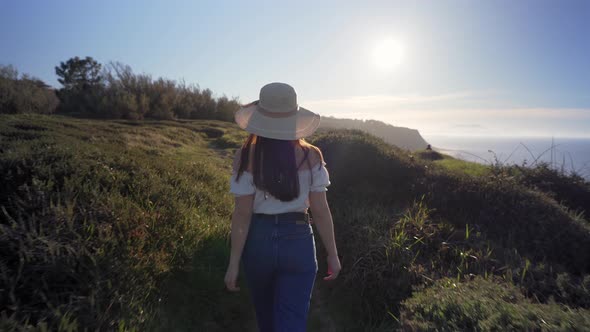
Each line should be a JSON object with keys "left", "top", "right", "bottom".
{"left": 55, "top": 56, "right": 102, "bottom": 91}
{"left": 0, "top": 64, "right": 18, "bottom": 80}
{"left": 190, "top": 88, "right": 216, "bottom": 119}
{"left": 54, "top": 57, "right": 104, "bottom": 115}
{"left": 0, "top": 64, "right": 59, "bottom": 114}
{"left": 215, "top": 95, "right": 240, "bottom": 122}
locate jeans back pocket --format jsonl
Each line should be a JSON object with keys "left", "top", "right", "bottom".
{"left": 280, "top": 224, "right": 313, "bottom": 240}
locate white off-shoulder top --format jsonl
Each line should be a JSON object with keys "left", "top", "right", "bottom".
{"left": 229, "top": 161, "right": 331, "bottom": 214}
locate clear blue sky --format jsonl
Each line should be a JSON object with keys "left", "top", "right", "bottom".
{"left": 1, "top": 0, "right": 589, "bottom": 137}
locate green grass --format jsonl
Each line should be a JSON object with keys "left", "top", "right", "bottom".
{"left": 415, "top": 148, "right": 490, "bottom": 178}
{"left": 401, "top": 277, "right": 590, "bottom": 331}
{"left": 433, "top": 156, "right": 490, "bottom": 177}
{"left": 309, "top": 129, "right": 590, "bottom": 329}
{"left": 0, "top": 114, "right": 249, "bottom": 330}
{"left": 149, "top": 238, "right": 256, "bottom": 331}
{"left": 2, "top": 115, "right": 590, "bottom": 331}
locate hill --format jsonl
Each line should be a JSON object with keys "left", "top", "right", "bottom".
{"left": 309, "top": 130, "right": 590, "bottom": 330}
{"left": 0, "top": 114, "right": 251, "bottom": 331}
{"left": 318, "top": 116, "right": 429, "bottom": 151}
{"left": 1, "top": 114, "right": 589, "bottom": 331}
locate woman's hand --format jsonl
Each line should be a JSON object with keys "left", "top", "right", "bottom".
{"left": 323, "top": 254, "right": 342, "bottom": 281}
{"left": 224, "top": 264, "right": 241, "bottom": 292}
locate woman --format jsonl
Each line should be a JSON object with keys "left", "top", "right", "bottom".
{"left": 224, "top": 82, "right": 341, "bottom": 332}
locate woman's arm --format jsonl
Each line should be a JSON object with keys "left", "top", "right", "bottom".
{"left": 309, "top": 191, "right": 341, "bottom": 280}
{"left": 225, "top": 194, "right": 254, "bottom": 291}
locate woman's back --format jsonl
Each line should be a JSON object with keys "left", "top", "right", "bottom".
{"left": 224, "top": 82, "right": 340, "bottom": 332}
{"left": 230, "top": 141, "right": 331, "bottom": 214}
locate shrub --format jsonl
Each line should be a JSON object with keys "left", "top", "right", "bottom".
{"left": 513, "top": 162, "right": 590, "bottom": 218}
{"left": 215, "top": 95, "right": 240, "bottom": 122}
{"left": 313, "top": 130, "right": 590, "bottom": 275}
{"left": 401, "top": 277, "right": 590, "bottom": 331}
{"left": 3, "top": 118, "right": 589, "bottom": 330}
{"left": 0, "top": 115, "right": 234, "bottom": 330}
{"left": 100, "top": 62, "right": 240, "bottom": 121}
{"left": 416, "top": 149, "right": 444, "bottom": 161}
{"left": 52, "top": 58, "right": 241, "bottom": 121}
{"left": 99, "top": 87, "right": 142, "bottom": 120}
{"left": 426, "top": 170, "right": 590, "bottom": 273}
{"left": 332, "top": 200, "right": 449, "bottom": 319}
{"left": 0, "top": 65, "right": 59, "bottom": 114}
{"left": 310, "top": 129, "right": 425, "bottom": 205}
{"left": 309, "top": 129, "right": 590, "bottom": 328}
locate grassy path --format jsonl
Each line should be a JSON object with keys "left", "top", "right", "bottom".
{"left": 212, "top": 136, "right": 339, "bottom": 331}
{"left": 155, "top": 261, "right": 340, "bottom": 331}
{"left": 308, "top": 282, "right": 338, "bottom": 332}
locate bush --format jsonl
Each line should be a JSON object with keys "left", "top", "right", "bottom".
{"left": 513, "top": 162, "right": 590, "bottom": 218}
{"left": 331, "top": 200, "right": 451, "bottom": 319}
{"left": 215, "top": 95, "right": 240, "bottom": 122}
{"left": 0, "top": 115, "right": 235, "bottom": 330}
{"left": 426, "top": 170, "right": 590, "bottom": 274}
{"left": 55, "top": 60, "right": 241, "bottom": 121}
{"left": 310, "top": 129, "right": 425, "bottom": 205}
{"left": 313, "top": 130, "right": 590, "bottom": 275}
{"left": 401, "top": 277, "right": 590, "bottom": 331}
{"left": 0, "top": 65, "right": 59, "bottom": 114}
{"left": 0, "top": 57, "right": 245, "bottom": 121}
{"left": 416, "top": 149, "right": 444, "bottom": 161}
{"left": 309, "top": 130, "right": 590, "bottom": 328}
{"left": 3, "top": 118, "right": 589, "bottom": 330}
{"left": 98, "top": 87, "right": 142, "bottom": 120}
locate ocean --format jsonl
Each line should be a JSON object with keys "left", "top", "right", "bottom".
{"left": 423, "top": 135, "right": 590, "bottom": 180}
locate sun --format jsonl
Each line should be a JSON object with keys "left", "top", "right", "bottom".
{"left": 372, "top": 39, "right": 405, "bottom": 71}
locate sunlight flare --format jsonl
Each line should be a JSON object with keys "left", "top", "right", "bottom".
{"left": 372, "top": 38, "right": 405, "bottom": 71}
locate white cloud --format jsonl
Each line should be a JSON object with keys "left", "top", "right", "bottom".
{"left": 303, "top": 92, "right": 476, "bottom": 109}
{"left": 303, "top": 93, "right": 590, "bottom": 137}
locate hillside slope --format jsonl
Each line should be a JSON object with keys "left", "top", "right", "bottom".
{"left": 1, "top": 115, "right": 589, "bottom": 331}
{"left": 318, "top": 116, "right": 428, "bottom": 151}
{"left": 309, "top": 130, "right": 590, "bottom": 330}
{"left": 0, "top": 115, "right": 251, "bottom": 330}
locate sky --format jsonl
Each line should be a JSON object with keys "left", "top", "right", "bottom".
{"left": 1, "top": 0, "right": 589, "bottom": 138}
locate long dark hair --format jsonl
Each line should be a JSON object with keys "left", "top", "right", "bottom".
{"left": 235, "top": 134, "right": 322, "bottom": 201}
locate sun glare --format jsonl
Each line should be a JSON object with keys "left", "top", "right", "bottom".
{"left": 372, "top": 39, "right": 405, "bottom": 71}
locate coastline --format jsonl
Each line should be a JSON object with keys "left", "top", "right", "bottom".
{"left": 425, "top": 135, "right": 590, "bottom": 179}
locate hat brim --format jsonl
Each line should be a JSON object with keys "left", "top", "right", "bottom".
{"left": 234, "top": 103, "right": 320, "bottom": 140}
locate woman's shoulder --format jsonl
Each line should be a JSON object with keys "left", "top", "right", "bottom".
{"left": 233, "top": 141, "right": 324, "bottom": 172}
{"left": 297, "top": 141, "right": 324, "bottom": 169}
{"left": 232, "top": 147, "right": 255, "bottom": 173}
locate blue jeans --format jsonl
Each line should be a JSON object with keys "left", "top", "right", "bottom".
{"left": 242, "top": 212, "right": 318, "bottom": 332}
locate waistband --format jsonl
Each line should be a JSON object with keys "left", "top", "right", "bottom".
{"left": 252, "top": 212, "right": 310, "bottom": 224}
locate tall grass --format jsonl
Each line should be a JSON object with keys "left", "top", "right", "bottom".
{"left": 401, "top": 277, "right": 590, "bottom": 331}
{"left": 2, "top": 116, "right": 589, "bottom": 330}
{"left": 309, "top": 129, "right": 590, "bottom": 329}
{"left": 0, "top": 114, "right": 245, "bottom": 330}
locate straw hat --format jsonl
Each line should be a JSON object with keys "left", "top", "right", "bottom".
{"left": 234, "top": 82, "right": 321, "bottom": 140}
